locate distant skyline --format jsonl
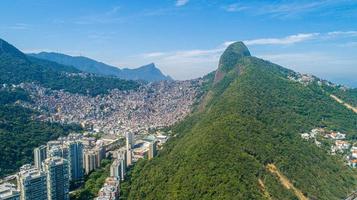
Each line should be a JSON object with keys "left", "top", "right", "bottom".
{"left": 1, "top": 0, "right": 357, "bottom": 87}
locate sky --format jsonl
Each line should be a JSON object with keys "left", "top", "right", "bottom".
{"left": 1, "top": 0, "right": 357, "bottom": 87}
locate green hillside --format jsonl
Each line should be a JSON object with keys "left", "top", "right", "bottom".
{"left": 0, "top": 38, "right": 140, "bottom": 96}
{"left": 322, "top": 84, "right": 357, "bottom": 107}
{"left": 126, "top": 42, "right": 357, "bottom": 200}
{"left": 0, "top": 88, "right": 81, "bottom": 177}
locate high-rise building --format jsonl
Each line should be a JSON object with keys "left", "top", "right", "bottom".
{"left": 110, "top": 159, "right": 121, "bottom": 179}
{"left": 126, "top": 132, "right": 134, "bottom": 149}
{"left": 18, "top": 165, "right": 47, "bottom": 200}
{"left": 83, "top": 151, "right": 97, "bottom": 175}
{"left": 148, "top": 141, "right": 158, "bottom": 160}
{"left": 116, "top": 149, "right": 126, "bottom": 165}
{"left": 0, "top": 183, "right": 20, "bottom": 200}
{"left": 46, "top": 141, "right": 62, "bottom": 153}
{"left": 83, "top": 146, "right": 106, "bottom": 175}
{"left": 33, "top": 145, "right": 47, "bottom": 170}
{"left": 95, "top": 146, "right": 106, "bottom": 168}
{"left": 125, "top": 133, "right": 134, "bottom": 167}
{"left": 114, "top": 150, "right": 127, "bottom": 180}
{"left": 126, "top": 148, "right": 132, "bottom": 167}
{"left": 67, "top": 141, "right": 84, "bottom": 181}
{"left": 43, "top": 157, "right": 69, "bottom": 200}
{"left": 47, "top": 145, "right": 63, "bottom": 158}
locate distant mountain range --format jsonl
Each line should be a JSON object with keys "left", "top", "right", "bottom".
{"left": 0, "top": 38, "right": 140, "bottom": 96}
{"left": 28, "top": 52, "right": 172, "bottom": 82}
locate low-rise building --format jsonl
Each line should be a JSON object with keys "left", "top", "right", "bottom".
{"left": 95, "top": 177, "right": 120, "bottom": 200}
{"left": 0, "top": 183, "right": 20, "bottom": 200}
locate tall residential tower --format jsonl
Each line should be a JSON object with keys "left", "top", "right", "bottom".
{"left": 43, "top": 157, "right": 69, "bottom": 200}
{"left": 18, "top": 165, "right": 47, "bottom": 200}
{"left": 33, "top": 145, "right": 47, "bottom": 170}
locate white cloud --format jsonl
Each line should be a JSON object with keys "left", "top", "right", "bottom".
{"left": 223, "top": 4, "right": 249, "bottom": 12}
{"left": 142, "top": 52, "right": 167, "bottom": 58}
{"left": 327, "top": 31, "right": 357, "bottom": 37}
{"left": 222, "top": 1, "right": 353, "bottom": 19}
{"left": 244, "top": 33, "right": 320, "bottom": 45}
{"left": 262, "top": 1, "right": 328, "bottom": 15}
{"left": 176, "top": 0, "right": 189, "bottom": 7}
{"left": 128, "top": 30, "right": 357, "bottom": 80}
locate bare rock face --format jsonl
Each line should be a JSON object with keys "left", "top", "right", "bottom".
{"left": 214, "top": 41, "right": 250, "bottom": 84}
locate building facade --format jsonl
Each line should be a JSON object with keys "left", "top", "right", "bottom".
{"left": 43, "top": 157, "right": 69, "bottom": 200}
{"left": 67, "top": 141, "right": 84, "bottom": 181}
{"left": 110, "top": 160, "right": 121, "bottom": 179}
{"left": 33, "top": 145, "right": 47, "bottom": 170}
{"left": 18, "top": 165, "right": 47, "bottom": 200}
{"left": 83, "top": 151, "right": 97, "bottom": 175}
{"left": 148, "top": 141, "right": 158, "bottom": 160}
{"left": 0, "top": 183, "right": 20, "bottom": 200}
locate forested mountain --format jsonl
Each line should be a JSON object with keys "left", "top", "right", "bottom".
{"left": 126, "top": 42, "right": 357, "bottom": 200}
{"left": 28, "top": 52, "right": 172, "bottom": 82}
{"left": 0, "top": 87, "right": 81, "bottom": 177}
{"left": 0, "top": 38, "right": 140, "bottom": 96}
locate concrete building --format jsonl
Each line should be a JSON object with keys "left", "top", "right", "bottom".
{"left": 46, "top": 141, "right": 62, "bottom": 153}
{"left": 43, "top": 157, "right": 69, "bottom": 200}
{"left": 83, "top": 151, "right": 97, "bottom": 175}
{"left": 110, "top": 160, "right": 121, "bottom": 179}
{"left": 67, "top": 141, "right": 84, "bottom": 181}
{"left": 18, "top": 165, "right": 47, "bottom": 200}
{"left": 95, "top": 177, "right": 120, "bottom": 200}
{"left": 33, "top": 145, "right": 47, "bottom": 170}
{"left": 95, "top": 146, "right": 106, "bottom": 168}
{"left": 116, "top": 150, "right": 126, "bottom": 166}
{"left": 126, "top": 148, "right": 132, "bottom": 167}
{"left": 125, "top": 133, "right": 134, "bottom": 167}
{"left": 0, "top": 183, "right": 20, "bottom": 200}
{"left": 47, "top": 145, "right": 63, "bottom": 158}
{"left": 83, "top": 146, "right": 106, "bottom": 175}
{"left": 114, "top": 150, "right": 127, "bottom": 180}
{"left": 148, "top": 141, "right": 158, "bottom": 160}
{"left": 126, "top": 132, "right": 134, "bottom": 149}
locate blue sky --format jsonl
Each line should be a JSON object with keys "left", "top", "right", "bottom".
{"left": 1, "top": 0, "right": 357, "bottom": 87}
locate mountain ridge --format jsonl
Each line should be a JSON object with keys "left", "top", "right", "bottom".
{"left": 125, "top": 41, "right": 357, "bottom": 200}
{"left": 0, "top": 38, "right": 140, "bottom": 96}
{"left": 28, "top": 52, "right": 172, "bottom": 82}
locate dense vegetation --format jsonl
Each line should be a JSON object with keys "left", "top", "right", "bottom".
{"left": 321, "top": 84, "right": 357, "bottom": 107}
{"left": 0, "top": 88, "right": 81, "bottom": 177}
{"left": 126, "top": 42, "right": 357, "bottom": 200}
{"left": 70, "top": 159, "right": 112, "bottom": 200}
{"left": 0, "top": 38, "right": 140, "bottom": 96}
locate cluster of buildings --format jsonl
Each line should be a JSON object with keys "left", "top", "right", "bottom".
{"left": 0, "top": 133, "right": 114, "bottom": 200}
{"left": 1, "top": 131, "right": 163, "bottom": 200}
{"left": 300, "top": 128, "right": 357, "bottom": 168}
{"left": 20, "top": 80, "right": 200, "bottom": 136}
{"left": 287, "top": 72, "right": 337, "bottom": 87}
{"left": 1, "top": 80, "right": 186, "bottom": 200}
{"left": 95, "top": 132, "right": 163, "bottom": 200}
